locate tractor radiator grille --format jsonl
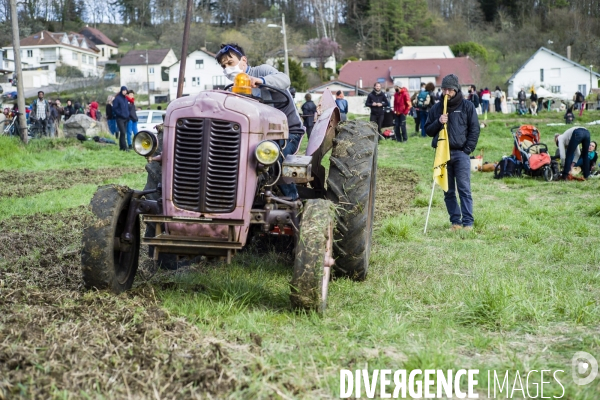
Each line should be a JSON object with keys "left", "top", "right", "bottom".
{"left": 173, "top": 118, "right": 241, "bottom": 213}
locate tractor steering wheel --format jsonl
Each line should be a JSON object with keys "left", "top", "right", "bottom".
{"left": 222, "top": 83, "right": 290, "bottom": 110}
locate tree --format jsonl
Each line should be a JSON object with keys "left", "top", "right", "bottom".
{"left": 276, "top": 58, "right": 307, "bottom": 91}
{"left": 451, "top": 42, "right": 488, "bottom": 62}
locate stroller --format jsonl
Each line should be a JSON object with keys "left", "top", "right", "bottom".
{"left": 511, "top": 125, "right": 555, "bottom": 181}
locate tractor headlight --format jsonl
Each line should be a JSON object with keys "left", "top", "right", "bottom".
{"left": 134, "top": 131, "right": 158, "bottom": 157}
{"left": 255, "top": 140, "right": 280, "bottom": 165}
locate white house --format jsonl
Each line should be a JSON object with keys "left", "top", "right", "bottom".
{"left": 168, "top": 49, "right": 230, "bottom": 100}
{"left": 267, "top": 44, "right": 337, "bottom": 72}
{"left": 119, "top": 49, "right": 177, "bottom": 101}
{"left": 507, "top": 47, "right": 600, "bottom": 98}
{"left": 1, "top": 31, "right": 101, "bottom": 77}
{"left": 80, "top": 26, "right": 118, "bottom": 63}
{"left": 393, "top": 46, "right": 455, "bottom": 60}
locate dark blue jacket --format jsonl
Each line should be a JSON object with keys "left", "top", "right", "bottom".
{"left": 424, "top": 98, "right": 480, "bottom": 154}
{"left": 112, "top": 93, "right": 129, "bottom": 120}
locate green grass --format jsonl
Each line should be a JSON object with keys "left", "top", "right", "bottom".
{"left": 4, "top": 110, "right": 600, "bottom": 398}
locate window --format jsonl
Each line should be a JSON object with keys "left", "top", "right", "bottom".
{"left": 149, "top": 67, "right": 155, "bottom": 74}
{"left": 195, "top": 59, "right": 204, "bottom": 69}
{"left": 578, "top": 84, "right": 587, "bottom": 97}
{"left": 83, "top": 55, "right": 87, "bottom": 64}
{"left": 102, "top": 48, "right": 105, "bottom": 57}
{"left": 173, "top": 77, "right": 177, "bottom": 86}
{"left": 540, "top": 69, "right": 544, "bottom": 82}
{"left": 136, "top": 112, "right": 149, "bottom": 123}
{"left": 409, "top": 78, "right": 421, "bottom": 91}
{"left": 27, "top": 50, "right": 33, "bottom": 58}
{"left": 192, "top": 77, "right": 200, "bottom": 87}
{"left": 72, "top": 53, "right": 78, "bottom": 61}
{"left": 130, "top": 68, "right": 136, "bottom": 74}
{"left": 303, "top": 62, "right": 311, "bottom": 68}
{"left": 151, "top": 114, "right": 164, "bottom": 123}
{"left": 550, "top": 85, "right": 561, "bottom": 93}
{"left": 212, "top": 75, "right": 227, "bottom": 87}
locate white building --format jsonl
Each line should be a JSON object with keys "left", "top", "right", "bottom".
{"left": 168, "top": 49, "right": 230, "bottom": 100}
{"left": 267, "top": 44, "right": 337, "bottom": 72}
{"left": 80, "top": 26, "right": 119, "bottom": 63}
{"left": 1, "top": 31, "right": 101, "bottom": 77}
{"left": 393, "top": 46, "right": 454, "bottom": 60}
{"left": 507, "top": 47, "right": 600, "bottom": 98}
{"left": 119, "top": 49, "right": 177, "bottom": 101}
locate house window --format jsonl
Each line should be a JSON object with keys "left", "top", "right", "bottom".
{"left": 195, "top": 60, "right": 204, "bottom": 69}
{"left": 212, "top": 75, "right": 227, "bottom": 87}
{"left": 27, "top": 50, "right": 33, "bottom": 58}
{"left": 409, "top": 78, "right": 421, "bottom": 91}
{"left": 578, "top": 84, "right": 587, "bottom": 97}
{"left": 83, "top": 55, "right": 87, "bottom": 64}
{"left": 303, "top": 62, "right": 311, "bottom": 68}
{"left": 102, "top": 48, "right": 105, "bottom": 57}
{"left": 149, "top": 67, "right": 155, "bottom": 74}
{"left": 72, "top": 53, "right": 77, "bottom": 61}
{"left": 173, "top": 77, "right": 177, "bottom": 86}
{"left": 130, "top": 68, "right": 136, "bottom": 74}
{"left": 192, "top": 77, "right": 200, "bottom": 87}
{"left": 540, "top": 69, "right": 544, "bottom": 82}
{"left": 550, "top": 85, "right": 561, "bottom": 93}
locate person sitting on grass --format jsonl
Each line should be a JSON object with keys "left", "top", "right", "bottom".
{"left": 517, "top": 101, "right": 528, "bottom": 115}
{"left": 215, "top": 43, "right": 304, "bottom": 200}
{"left": 574, "top": 141, "right": 597, "bottom": 170}
{"left": 564, "top": 106, "right": 575, "bottom": 124}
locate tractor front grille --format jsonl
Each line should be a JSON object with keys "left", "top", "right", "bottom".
{"left": 173, "top": 118, "right": 241, "bottom": 213}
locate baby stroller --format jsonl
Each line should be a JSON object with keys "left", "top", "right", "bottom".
{"left": 511, "top": 125, "right": 554, "bottom": 181}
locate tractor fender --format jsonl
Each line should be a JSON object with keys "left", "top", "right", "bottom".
{"left": 306, "top": 89, "right": 340, "bottom": 157}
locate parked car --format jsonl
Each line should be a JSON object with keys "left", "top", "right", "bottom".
{"left": 1, "top": 91, "right": 17, "bottom": 100}
{"left": 136, "top": 110, "right": 166, "bottom": 134}
{"left": 103, "top": 73, "right": 117, "bottom": 80}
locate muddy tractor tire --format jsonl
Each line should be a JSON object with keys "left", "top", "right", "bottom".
{"left": 326, "top": 120, "right": 378, "bottom": 281}
{"left": 290, "top": 199, "right": 335, "bottom": 313}
{"left": 81, "top": 185, "right": 140, "bottom": 293}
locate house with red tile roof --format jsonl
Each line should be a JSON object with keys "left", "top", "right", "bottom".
{"left": 338, "top": 57, "right": 480, "bottom": 94}
{"left": 80, "top": 26, "right": 119, "bottom": 62}
{"left": 2, "top": 30, "right": 101, "bottom": 77}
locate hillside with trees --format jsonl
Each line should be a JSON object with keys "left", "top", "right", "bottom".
{"left": 1, "top": 0, "right": 599, "bottom": 89}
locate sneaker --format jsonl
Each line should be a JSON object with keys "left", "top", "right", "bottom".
{"left": 450, "top": 225, "right": 462, "bottom": 231}
{"left": 128, "top": 144, "right": 132, "bottom": 150}
{"left": 463, "top": 226, "right": 473, "bottom": 231}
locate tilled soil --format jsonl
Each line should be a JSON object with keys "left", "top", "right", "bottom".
{"left": 0, "top": 166, "right": 418, "bottom": 398}
{"left": 0, "top": 167, "right": 143, "bottom": 198}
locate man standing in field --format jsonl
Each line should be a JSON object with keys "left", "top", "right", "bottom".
{"left": 425, "top": 74, "right": 480, "bottom": 231}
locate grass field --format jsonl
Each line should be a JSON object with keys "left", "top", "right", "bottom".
{"left": 1, "top": 110, "right": 600, "bottom": 399}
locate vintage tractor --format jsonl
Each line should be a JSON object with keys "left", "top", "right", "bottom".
{"left": 81, "top": 75, "right": 378, "bottom": 312}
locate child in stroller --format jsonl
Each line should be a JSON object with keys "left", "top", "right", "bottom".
{"left": 511, "top": 125, "right": 554, "bottom": 181}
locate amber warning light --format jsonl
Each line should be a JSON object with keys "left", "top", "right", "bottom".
{"left": 232, "top": 73, "right": 252, "bottom": 95}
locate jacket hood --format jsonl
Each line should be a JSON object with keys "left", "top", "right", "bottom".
{"left": 120, "top": 86, "right": 128, "bottom": 92}
{"left": 90, "top": 102, "right": 99, "bottom": 110}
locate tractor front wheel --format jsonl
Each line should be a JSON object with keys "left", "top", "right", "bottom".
{"left": 81, "top": 185, "right": 140, "bottom": 293}
{"left": 290, "top": 199, "right": 335, "bottom": 313}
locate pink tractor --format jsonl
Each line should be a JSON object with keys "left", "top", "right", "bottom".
{"left": 81, "top": 76, "right": 378, "bottom": 312}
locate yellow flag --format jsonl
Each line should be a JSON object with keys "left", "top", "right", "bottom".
{"left": 433, "top": 95, "right": 450, "bottom": 192}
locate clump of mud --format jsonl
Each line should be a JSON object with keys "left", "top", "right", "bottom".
{"left": 0, "top": 167, "right": 142, "bottom": 198}
{"left": 375, "top": 167, "right": 419, "bottom": 220}
{"left": 0, "top": 209, "right": 249, "bottom": 398}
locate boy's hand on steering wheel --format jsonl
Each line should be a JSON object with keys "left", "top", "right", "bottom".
{"left": 250, "top": 77, "right": 263, "bottom": 88}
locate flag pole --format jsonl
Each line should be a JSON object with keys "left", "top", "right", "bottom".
{"left": 424, "top": 179, "right": 436, "bottom": 234}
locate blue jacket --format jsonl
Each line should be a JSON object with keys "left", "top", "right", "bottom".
{"left": 112, "top": 93, "right": 129, "bottom": 119}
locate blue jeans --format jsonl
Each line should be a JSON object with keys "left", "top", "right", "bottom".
{"left": 394, "top": 114, "right": 407, "bottom": 142}
{"left": 278, "top": 133, "right": 303, "bottom": 200}
{"left": 107, "top": 119, "right": 117, "bottom": 135}
{"left": 481, "top": 100, "right": 489, "bottom": 113}
{"left": 419, "top": 110, "right": 428, "bottom": 137}
{"left": 444, "top": 150, "right": 474, "bottom": 227}
{"left": 563, "top": 128, "right": 590, "bottom": 178}
{"left": 127, "top": 120, "right": 138, "bottom": 146}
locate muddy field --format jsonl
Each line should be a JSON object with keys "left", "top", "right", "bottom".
{"left": 0, "top": 167, "right": 143, "bottom": 198}
{"left": 0, "top": 166, "right": 417, "bottom": 398}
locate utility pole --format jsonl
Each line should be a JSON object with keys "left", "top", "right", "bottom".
{"left": 282, "top": 13, "right": 289, "bottom": 77}
{"left": 177, "top": 0, "right": 193, "bottom": 98}
{"left": 146, "top": 49, "right": 150, "bottom": 105}
{"left": 9, "top": 0, "right": 27, "bottom": 143}
{"left": 590, "top": 65, "right": 593, "bottom": 99}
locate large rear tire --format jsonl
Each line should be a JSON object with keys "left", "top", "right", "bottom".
{"left": 290, "top": 199, "right": 335, "bottom": 313}
{"left": 326, "top": 120, "right": 378, "bottom": 281}
{"left": 81, "top": 185, "right": 140, "bottom": 293}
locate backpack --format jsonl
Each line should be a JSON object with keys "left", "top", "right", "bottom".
{"left": 494, "top": 156, "right": 520, "bottom": 179}
{"left": 471, "top": 93, "right": 480, "bottom": 108}
{"left": 95, "top": 110, "right": 102, "bottom": 121}
{"left": 417, "top": 91, "right": 430, "bottom": 108}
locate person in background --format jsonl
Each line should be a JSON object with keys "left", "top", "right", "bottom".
{"left": 418, "top": 82, "right": 435, "bottom": 136}
{"left": 493, "top": 86, "right": 502, "bottom": 112}
{"left": 106, "top": 95, "right": 117, "bottom": 136}
{"left": 88, "top": 101, "right": 99, "bottom": 121}
{"left": 529, "top": 88, "right": 538, "bottom": 114}
{"left": 0, "top": 108, "right": 7, "bottom": 133}
{"left": 126, "top": 90, "right": 138, "bottom": 150}
{"left": 481, "top": 87, "right": 491, "bottom": 114}
{"left": 468, "top": 85, "right": 480, "bottom": 115}
{"left": 366, "top": 82, "right": 389, "bottom": 135}
{"left": 30, "top": 91, "right": 50, "bottom": 137}
{"left": 517, "top": 87, "right": 527, "bottom": 104}
{"left": 335, "top": 91, "right": 348, "bottom": 121}
{"left": 112, "top": 86, "right": 131, "bottom": 151}
{"left": 564, "top": 106, "right": 575, "bottom": 124}
{"left": 517, "top": 101, "right": 528, "bottom": 115}
{"left": 48, "top": 100, "right": 60, "bottom": 138}
{"left": 301, "top": 93, "right": 317, "bottom": 138}
{"left": 410, "top": 91, "right": 420, "bottom": 135}
{"left": 434, "top": 88, "right": 442, "bottom": 104}
{"left": 63, "top": 99, "right": 75, "bottom": 121}
{"left": 555, "top": 127, "right": 592, "bottom": 180}
{"left": 425, "top": 74, "right": 480, "bottom": 231}
{"left": 392, "top": 86, "right": 411, "bottom": 142}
